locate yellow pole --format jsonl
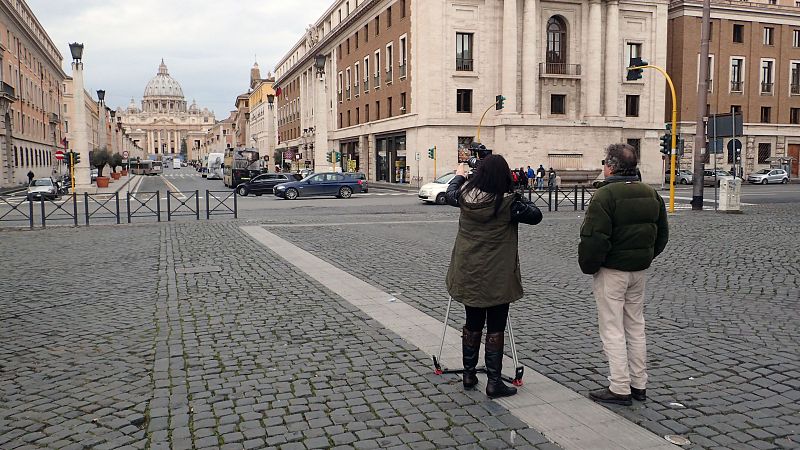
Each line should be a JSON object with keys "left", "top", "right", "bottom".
{"left": 69, "top": 152, "right": 75, "bottom": 192}
{"left": 332, "top": 151, "right": 335, "bottom": 172}
{"left": 629, "top": 64, "right": 678, "bottom": 213}
{"left": 433, "top": 145, "right": 437, "bottom": 179}
{"left": 476, "top": 97, "right": 504, "bottom": 143}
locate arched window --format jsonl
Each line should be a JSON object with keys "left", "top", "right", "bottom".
{"left": 547, "top": 16, "right": 568, "bottom": 74}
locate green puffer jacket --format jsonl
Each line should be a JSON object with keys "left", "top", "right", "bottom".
{"left": 578, "top": 176, "right": 669, "bottom": 274}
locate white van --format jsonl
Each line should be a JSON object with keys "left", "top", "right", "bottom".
{"left": 173, "top": 159, "right": 181, "bottom": 169}
{"left": 206, "top": 153, "right": 224, "bottom": 180}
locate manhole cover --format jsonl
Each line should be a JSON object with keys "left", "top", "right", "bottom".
{"left": 664, "top": 435, "right": 691, "bottom": 446}
{"left": 176, "top": 266, "right": 221, "bottom": 274}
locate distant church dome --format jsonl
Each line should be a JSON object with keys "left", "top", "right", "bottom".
{"left": 143, "top": 59, "right": 185, "bottom": 99}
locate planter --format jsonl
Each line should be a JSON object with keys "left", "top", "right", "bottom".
{"left": 120, "top": 170, "right": 128, "bottom": 176}
{"left": 95, "top": 176, "right": 110, "bottom": 188}
{"left": 111, "top": 172, "right": 121, "bottom": 180}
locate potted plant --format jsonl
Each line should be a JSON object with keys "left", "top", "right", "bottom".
{"left": 90, "top": 147, "right": 111, "bottom": 188}
{"left": 109, "top": 153, "right": 123, "bottom": 180}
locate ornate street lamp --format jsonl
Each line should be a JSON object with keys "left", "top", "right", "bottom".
{"left": 267, "top": 94, "right": 275, "bottom": 106}
{"left": 314, "top": 54, "right": 326, "bottom": 76}
{"left": 96, "top": 89, "right": 105, "bottom": 102}
{"left": 68, "top": 42, "right": 84, "bottom": 62}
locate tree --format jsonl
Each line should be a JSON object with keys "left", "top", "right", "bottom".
{"left": 90, "top": 146, "right": 111, "bottom": 177}
{"left": 180, "top": 139, "right": 188, "bottom": 160}
{"left": 109, "top": 153, "right": 123, "bottom": 173}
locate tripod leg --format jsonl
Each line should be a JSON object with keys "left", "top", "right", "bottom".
{"left": 507, "top": 313, "right": 524, "bottom": 386}
{"left": 433, "top": 297, "right": 452, "bottom": 374}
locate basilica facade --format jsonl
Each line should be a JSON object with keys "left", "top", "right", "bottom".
{"left": 117, "top": 60, "right": 214, "bottom": 160}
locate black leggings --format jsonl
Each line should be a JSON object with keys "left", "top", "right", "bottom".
{"left": 464, "top": 304, "right": 510, "bottom": 333}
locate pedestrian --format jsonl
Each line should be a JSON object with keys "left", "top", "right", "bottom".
{"left": 536, "top": 164, "right": 546, "bottom": 190}
{"left": 578, "top": 143, "right": 669, "bottom": 406}
{"left": 27, "top": 170, "right": 34, "bottom": 185}
{"left": 527, "top": 165, "right": 535, "bottom": 189}
{"left": 518, "top": 167, "right": 528, "bottom": 190}
{"left": 548, "top": 168, "right": 556, "bottom": 190}
{"left": 445, "top": 155, "right": 543, "bottom": 398}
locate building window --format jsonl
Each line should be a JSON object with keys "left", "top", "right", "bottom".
{"left": 731, "top": 105, "right": 742, "bottom": 117}
{"left": 763, "top": 27, "right": 774, "bottom": 46}
{"left": 793, "top": 29, "right": 799, "bottom": 48}
{"left": 730, "top": 58, "right": 744, "bottom": 92}
{"left": 375, "top": 16, "right": 380, "bottom": 35}
{"left": 761, "top": 60, "right": 774, "bottom": 94}
{"left": 550, "top": 94, "right": 566, "bottom": 115}
{"left": 374, "top": 51, "right": 381, "bottom": 88}
{"left": 347, "top": 110, "right": 351, "bottom": 127}
{"left": 790, "top": 108, "right": 800, "bottom": 125}
{"left": 456, "top": 33, "right": 473, "bottom": 71}
{"left": 625, "top": 95, "right": 640, "bottom": 117}
{"left": 365, "top": 23, "right": 369, "bottom": 42}
{"left": 400, "top": 92, "right": 407, "bottom": 113}
{"left": 791, "top": 62, "right": 800, "bottom": 94}
{"left": 386, "top": 44, "right": 393, "bottom": 83}
{"left": 626, "top": 139, "right": 641, "bottom": 157}
{"left": 387, "top": 6, "right": 392, "bottom": 27}
{"left": 758, "top": 143, "right": 771, "bottom": 164}
{"left": 546, "top": 16, "right": 568, "bottom": 72}
{"left": 365, "top": 103, "right": 370, "bottom": 122}
{"left": 457, "top": 89, "right": 473, "bottom": 113}
{"left": 339, "top": 113, "right": 342, "bottom": 128}
{"left": 364, "top": 57, "right": 370, "bottom": 91}
{"left": 355, "top": 31, "right": 359, "bottom": 49}
{"left": 376, "top": 101, "right": 381, "bottom": 120}
{"left": 388, "top": 96, "right": 393, "bottom": 117}
{"left": 399, "top": 36, "right": 407, "bottom": 78}
{"left": 401, "top": 0, "right": 406, "bottom": 18}
{"left": 760, "top": 106, "right": 771, "bottom": 123}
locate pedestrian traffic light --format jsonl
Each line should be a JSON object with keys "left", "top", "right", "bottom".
{"left": 69, "top": 151, "right": 81, "bottom": 165}
{"left": 660, "top": 133, "right": 671, "bottom": 155}
{"left": 626, "top": 57, "right": 648, "bottom": 81}
{"left": 428, "top": 147, "right": 435, "bottom": 159}
{"left": 495, "top": 95, "right": 505, "bottom": 110}
{"left": 326, "top": 152, "right": 332, "bottom": 163}
{"left": 335, "top": 152, "right": 341, "bottom": 162}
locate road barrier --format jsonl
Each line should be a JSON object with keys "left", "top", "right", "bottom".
{"left": 167, "top": 190, "right": 200, "bottom": 221}
{"left": 523, "top": 186, "right": 595, "bottom": 212}
{"left": 0, "top": 195, "right": 34, "bottom": 228}
{"left": 85, "top": 193, "right": 121, "bottom": 225}
{"left": 127, "top": 191, "right": 161, "bottom": 223}
{"left": 206, "top": 190, "right": 238, "bottom": 219}
{"left": 40, "top": 194, "right": 78, "bottom": 228}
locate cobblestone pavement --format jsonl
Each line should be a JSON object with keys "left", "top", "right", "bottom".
{"left": 266, "top": 203, "right": 800, "bottom": 450}
{"left": 1, "top": 221, "right": 558, "bottom": 449}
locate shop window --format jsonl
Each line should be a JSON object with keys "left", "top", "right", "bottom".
{"left": 456, "top": 89, "right": 472, "bottom": 113}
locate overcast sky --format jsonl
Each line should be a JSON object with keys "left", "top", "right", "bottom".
{"left": 27, "top": 0, "right": 331, "bottom": 118}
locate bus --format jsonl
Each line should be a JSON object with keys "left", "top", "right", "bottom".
{"left": 223, "top": 147, "right": 260, "bottom": 188}
{"left": 206, "top": 152, "right": 224, "bottom": 180}
{"left": 152, "top": 160, "right": 163, "bottom": 175}
{"left": 129, "top": 160, "right": 163, "bottom": 176}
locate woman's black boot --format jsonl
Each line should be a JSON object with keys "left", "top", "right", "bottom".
{"left": 484, "top": 332, "right": 517, "bottom": 398}
{"left": 462, "top": 327, "right": 482, "bottom": 389}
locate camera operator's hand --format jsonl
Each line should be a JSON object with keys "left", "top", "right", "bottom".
{"left": 455, "top": 163, "right": 466, "bottom": 177}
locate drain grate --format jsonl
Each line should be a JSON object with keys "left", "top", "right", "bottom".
{"left": 175, "top": 265, "right": 222, "bottom": 274}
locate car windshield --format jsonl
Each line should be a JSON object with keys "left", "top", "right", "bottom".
{"left": 31, "top": 179, "right": 52, "bottom": 186}
{"left": 755, "top": 169, "right": 771, "bottom": 174}
{"left": 434, "top": 173, "right": 455, "bottom": 184}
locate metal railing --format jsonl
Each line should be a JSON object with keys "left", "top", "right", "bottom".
{"left": 127, "top": 191, "right": 161, "bottom": 223}
{"left": 792, "top": 84, "right": 800, "bottom": 95}
{"left": 363, "top": 78, "right": 369, "bottom": 91}
{"left": 40, "top": 194, "right": 78, "bottom": 228}
{"left": 522, "top": 185, "right": 595, "bottom": 212}
{"left": 761, "top": 82, "right": 774, "bottom": 95}
{"left": 399, "top": 63, "right": 407, "bottom": 78}
{"left": 206, "top": 190, "right": 238, "bottom": 219}
{"left": 354, "top": 83, "right": 360, "bottom": 96}
{"left": 84, "top": 192, "right": 120, "bottom": 225}
{"left": 540, "top": 63, "right": 582, "bottom": 76}
{"left": 167, "top": 190, "right": 200, "bottom": 221}
{"left": 730, "top": 81, "right": 743, "bottom": 92}
{"left": 0, "top": 195, "right": 34, "bottom": 228}
{"left": 374, "top": 74, "right": 381, "bottom": 88}
{"left": 386, "top": 68, "right": 393, "bottom": 83}
{"left": 456, "top": 58, "right": 473, "bottom": 71}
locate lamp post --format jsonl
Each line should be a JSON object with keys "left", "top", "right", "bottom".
{"left": 312, "top": 54, "right": 329, "bottom": 174}
{"left": 267, "top": 93, "right": 277, "bottom": 171}
{"left": 68, "top": 42, "right": 90, "bottom": 191}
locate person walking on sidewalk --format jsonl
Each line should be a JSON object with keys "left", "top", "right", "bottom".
{"left": 27, "top": 170, "right": 34, "bottom": 185}
{"left": 536, "top": 165, "right": 546, "bottom": 190}
{"left": 445, "top": 155, "right": 542, "bottom": 398}
{"left": 578, "top": 143, "right": 669, "bottom": 406}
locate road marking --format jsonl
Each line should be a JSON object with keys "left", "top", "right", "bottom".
{"left": 161, "top": 176, "right": 186, "bottom": 199}
{"left": 240, "top": 225, "right": 679, "bottom": 450}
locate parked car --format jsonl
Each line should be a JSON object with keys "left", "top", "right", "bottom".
{"left": 703, "top": 169, "right": 734, "bottom": 187}
{"left": 346, "top": 172, "right": 369, "bottom": 193}
{"left": 747, "top": 168, "right": 789, "bottom": 185}
{"left": 419, "top": 172, "right": 457, "bottom": 204}
{"left": 26, "top": 177, "right": 58, "bottom": 201}
{"left": 665, "top": 169, "right": 693, "bottom": 185}
{"left": 235, "top": 173, "right": 303, "bottom": 196}
{"left": 273, "top": 172, "right": 365, "bottom": 199}
{"left": 90, "top": 168, "right": 98, "bottom": 182}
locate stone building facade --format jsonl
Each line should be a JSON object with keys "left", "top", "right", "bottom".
{"left": 118, "top": 60, "right": 214, "bottom": 161}
{"left": 248, "top": 63, "right": 277, "bottom": 168}
{"left": 273, "top": 0, "right": 669, "bottom": 184}
{"left": 0, "top": 0, "right": 66, "bottom": 188}
{"left": 668, "top": 0, "right": 800, "bottom": 178}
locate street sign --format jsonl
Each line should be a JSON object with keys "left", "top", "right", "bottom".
{"left": 122, "top": 150, "right": 129, "bottom": 158}
{"left": 55, "top": 150, "right": 64, "bottom": 161}
{"left": 707, "top": 113, "right": 743, "bottom": 138}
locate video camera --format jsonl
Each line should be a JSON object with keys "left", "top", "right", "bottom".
{"left": 467, "top": 142, "right": 493, "bottom": 169}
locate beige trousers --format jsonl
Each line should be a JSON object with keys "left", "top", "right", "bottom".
{"left": 593, "top": 267, "right": 648, "bottom": 395}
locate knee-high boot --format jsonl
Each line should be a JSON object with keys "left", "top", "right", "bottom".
{"left": 485, "top": 332, "right": 517, "bottom": 398}
{"left": 462, "top": 327, "right": 482, "bottom": 389}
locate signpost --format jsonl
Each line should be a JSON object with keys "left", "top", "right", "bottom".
{"left": 55, "top": 150, "right": 65, "bottom": 161}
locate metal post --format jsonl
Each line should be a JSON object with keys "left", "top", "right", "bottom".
{"left": 84, "top": 192, "right": 90, "bottom": 225}
{"left": 436, "top": 297, "right": 453, "bottom": 366}
{"left": 195, "top": 190, "right": 199, "bottom": 220}
{"left": 167, "top": 191, "right": 172, "bottom": 221}
{"left": 581, "top": 186, "right": 585, "bottom": 211}
{"left": 156, "top": 190, "right": 161, "bottom": 222}
{"left": 549, "top": 188, "right": 553, "bottom": 212}
{"left": 71, "top": 194, "right": 77, "bottom": 226}
{"left": 28, "top": 198, "right": 34, "bottom": 229}
{"left": 233, "top": 190, "right": 238, "bottom": 219}
{"left": 573, "top": 186, "right": 578, "bottom": 211}
{"left": 692, "top": 0, "right": 711, "bottom": 210}
{"left": 713, "top": 114, "right": 718, "bottom": 210}
{"left": 115, "top": 192, "right": 120, "bottom": 224}
{"left": 40, "top": 198, "right": 46, "bottom": 228}
{"left": 205, "top": 189, "right": 210, "bottom": 220}
{"left": 126, "top": 192, "right": 131, "bottom": 223}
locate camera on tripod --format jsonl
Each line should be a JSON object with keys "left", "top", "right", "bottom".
{"left": 467, "top": 142, "right": 493, "bottom": 169}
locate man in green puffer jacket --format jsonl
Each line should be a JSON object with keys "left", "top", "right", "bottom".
{"left": 579, "top": 143, "right": 669, "bottom": 406}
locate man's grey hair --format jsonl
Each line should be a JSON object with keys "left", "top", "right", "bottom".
{"left": 605, "top": 143, "right": 639, "bottom": 176}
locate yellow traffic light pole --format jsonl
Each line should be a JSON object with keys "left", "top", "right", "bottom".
{"left": 476, "top": 96, "right": 505, "bottom": 143}
{"left": 628, "top": 64, "right": 678, "bottom": 213}
{"left": 433, "top": 145, "right": 437, "bottom": 179}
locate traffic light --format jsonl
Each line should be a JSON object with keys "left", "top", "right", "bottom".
{"left": 626, "top": 57, "right": 648, "bottom": 81}
{"left": 495, "top": 95, "right": 506, "bottom": 110}
{"left": 326, "top": 152, "right": 332, "bottom": 163}
{"left": 335, "top": 152, "right": 341, "bottom": 162}
{"left": 428, "top": 147, "right": 435, "bottom": 159}
{"left": 73, "top": 152, "right": 81, "bottom": 164}
{"left": 659, "top": 133, "right": 671, "bottom": 155}
{"left": 677, "top": 136, "right": 685, "bottom": 157}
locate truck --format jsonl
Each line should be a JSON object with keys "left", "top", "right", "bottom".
{"left": 173, "top": 158, "right": 181, "bottom": 169}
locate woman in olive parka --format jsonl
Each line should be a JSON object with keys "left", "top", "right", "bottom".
{"left": 445, "top": 154, "right": 542, "bottom": 398}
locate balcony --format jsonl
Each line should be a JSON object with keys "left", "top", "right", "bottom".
{"left": 0, "top": 81, "right": 16, "bottom": 103}
{"left": 399, "top": 63, "right": 407, "bottom": 78}
{"left": 792, "top": 84, "right": 800, "bottom": 95}
{"left": 374, "top": 74, "right": 381, "bottom": 89}
{"left": 338, "top": 91, "right": 343, "bottom": 103}
{"left": 540, "top": 63, "right": 581, "bottom": 77}
{"left": 761, "top": 82, "right": 774, "bottom": 95}
{"left": 364, "top": 78, "right": 369, "bottom": 92}
{"left": 456, "top": 58, "right": 473, "bottom": 71}
{"left": 386, "top": 68, "right": 393, "bottom": 84}
{"left": 346, "top": 88, "right": 351, "bottom": 100}
{"left": 730, "top": 81, "right": 743, "bottom": 93}
{"left": 49, "top": 112, "right": 59, "bottom": 124}
{"left": 354, "top": 83, "right": 360, "bottom": 97}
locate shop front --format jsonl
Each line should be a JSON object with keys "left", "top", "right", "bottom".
{"left": 340, "top": 140, "right": 360, "bottom": 173}
{"left": 375, "top": 133, "right": 408, "bottom": 183}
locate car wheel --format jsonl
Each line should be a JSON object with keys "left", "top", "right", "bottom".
{"left": 237, "top": 186, "right": 248, "bottom": 196}
{"left": 435, "top": 192, "right": 447, "bottom": 205}
{"left": 339, "top": 186, "right": 353, "bottom": 199}
{"left": 782, "top": 178, "right": 789, "bottom": 184}
{"left": 761, "top": 179, "right": 768, "bottom": 185}
{"left": 285, "top": 188, "right": 299, "bottom": 200}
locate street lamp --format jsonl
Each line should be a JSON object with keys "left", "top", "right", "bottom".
{"left": 68, "top": 42, "right": 84, "bottom": 62}
{"left": 267, "top": 94, "right": 275, "bottom": 106}
{"left": 96, "top": 89, "right": 105, "bottom": 103}
{"left": 314, "top": 54, "right": 326, "bottom": 77}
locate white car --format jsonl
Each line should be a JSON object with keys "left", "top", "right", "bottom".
{"left": 419, "top": 172, "right": 456, "bottom": 204}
